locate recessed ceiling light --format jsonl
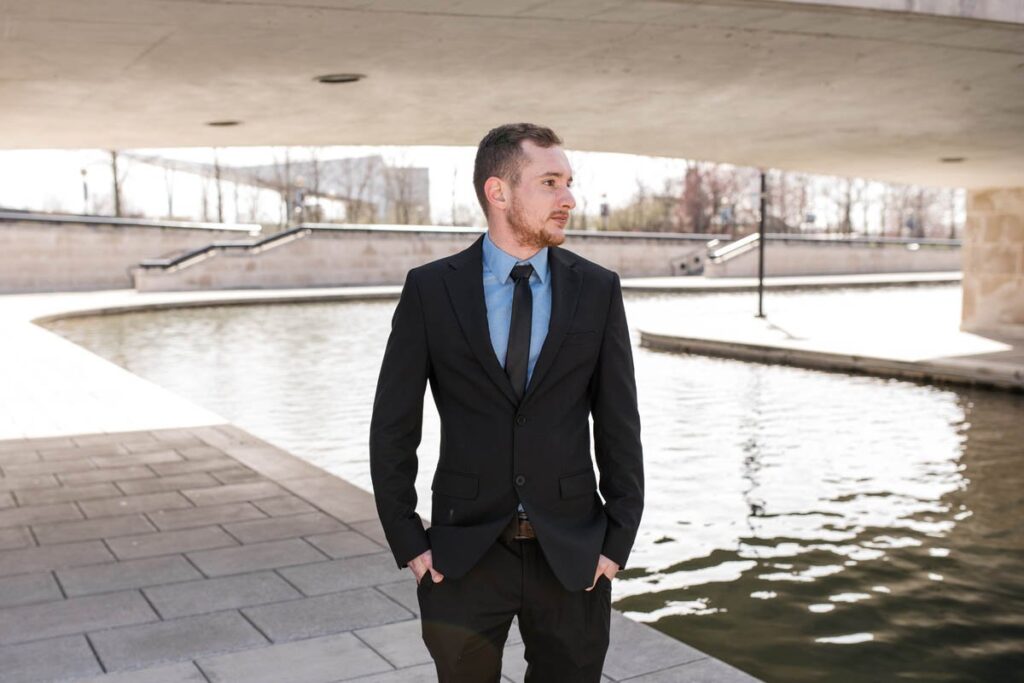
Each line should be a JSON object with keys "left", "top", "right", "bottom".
{"left": 315, "top": 73, "right": 366, "bottom": 84}
{"left": 206, "top": 120, "right": 241, "bottom": 127}
{"left": 940, "top": 157, "right": 965, "bottom": 163}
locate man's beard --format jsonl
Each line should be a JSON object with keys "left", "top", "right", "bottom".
{"left": 507, "top": 194, "right": 566, "bottom": 249}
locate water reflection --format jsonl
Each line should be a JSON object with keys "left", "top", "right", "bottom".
{"left": 45, "top": 285, "right": 1024, "bottom": 682}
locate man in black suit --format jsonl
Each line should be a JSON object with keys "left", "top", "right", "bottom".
{"left": 370, "top": 123, "right": 644, "bottom": 682}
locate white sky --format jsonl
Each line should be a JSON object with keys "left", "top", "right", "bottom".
{"left": 0, "top": 145, "right": 963, "bottom": 232}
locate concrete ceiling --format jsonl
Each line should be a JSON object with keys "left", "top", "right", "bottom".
{"left": 2, "top": 0, "right": 1023, "bottom": 189}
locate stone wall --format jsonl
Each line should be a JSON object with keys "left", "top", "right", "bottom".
{"left": 704, "top": 240, "right": 962, "bottom": 277}
{"left": 961, "top": 188, "right": 1024, "bottom": 339}
{"left": 0, "top": 213, "right": 259, "bottom": 293}
{"left": 133, "top": 226, "right": 710, "bottom": 292}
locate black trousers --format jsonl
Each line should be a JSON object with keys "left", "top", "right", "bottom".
{"left": 417, "top": 516, "right": 612, "bottom": 682}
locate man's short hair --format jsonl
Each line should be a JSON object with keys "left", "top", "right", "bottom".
{"left": 473, "top": 123, "right": 563, "bottom": 218}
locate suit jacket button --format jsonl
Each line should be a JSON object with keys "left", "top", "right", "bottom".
{"left": 515, "top": 415, "right": 527, "bottom": 426}
{"left": 514, "top": 475, "right": 526, "bottom": 486}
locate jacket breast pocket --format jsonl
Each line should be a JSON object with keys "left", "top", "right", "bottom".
{"left": 559, "top": 468, "right": 597, "bottom": 499}
{"left": 432, "top": 468, "right": 479, "bottom": 500}
{"left": 563, "top": 330, "right": 598, "bottom": 347}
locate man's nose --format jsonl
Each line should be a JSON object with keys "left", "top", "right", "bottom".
{"left": 561, "top": 188, "right": 576, "bottom": 210}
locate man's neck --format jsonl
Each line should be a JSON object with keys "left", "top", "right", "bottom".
{"left": 486, "top": 228, "right": 543, "bottom": 261}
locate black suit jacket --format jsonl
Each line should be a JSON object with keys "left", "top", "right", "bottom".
{"left": 369, "top": 233, "right": 644, "bottom": 592}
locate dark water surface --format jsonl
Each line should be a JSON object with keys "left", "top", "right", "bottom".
{"left": 46, "top": 285, "right": 1024, "bottom": 682}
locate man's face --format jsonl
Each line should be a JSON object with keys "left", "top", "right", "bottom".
{"left": 504, "top": 140, "right": 576, "bottom": 249}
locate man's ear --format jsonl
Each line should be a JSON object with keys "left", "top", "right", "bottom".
{"left": 484, "top": 176, "right": 507, "bottom": 213}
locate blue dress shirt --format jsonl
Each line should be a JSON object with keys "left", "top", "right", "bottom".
{"left": 482, "top": 232, "right": 551, "bottom": 515}
{"left": 482, "top": 232, "right": 551, "bottom": 388}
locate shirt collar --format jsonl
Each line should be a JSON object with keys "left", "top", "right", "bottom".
{"left": 483, "top": 232, "right": 549, "bottom": 284}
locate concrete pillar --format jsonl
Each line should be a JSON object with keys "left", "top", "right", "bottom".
{"left": 961, "top": 188, "right": 1024, "bottom": 339}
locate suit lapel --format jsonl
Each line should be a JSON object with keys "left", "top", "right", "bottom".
{"left": 522, "top": 245, "right": 581, "bottom": 405}
{"left": 443, "top": 235, "right": 520, "bottom": 406}
{"left": 441, "top": 234, "right": 583, "bottom": 408}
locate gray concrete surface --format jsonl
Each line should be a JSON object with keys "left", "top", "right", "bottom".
{"left": 0, "top": 425, "right": 762, "bottom": 682}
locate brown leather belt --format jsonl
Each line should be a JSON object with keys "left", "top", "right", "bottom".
{"left": 506, "top": 510, "right": 536, "bottom": 541}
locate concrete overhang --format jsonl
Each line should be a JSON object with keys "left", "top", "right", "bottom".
{"left": 2, "top": 0, "right": 1022, "bottom": 188}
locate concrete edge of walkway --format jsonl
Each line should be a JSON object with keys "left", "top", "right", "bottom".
{"left": 639, "top": 331, "right": 1024, "bottom": 393}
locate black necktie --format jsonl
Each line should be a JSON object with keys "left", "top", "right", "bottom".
{"left": 505, "top": 263, "right": 534, "bottom": 400}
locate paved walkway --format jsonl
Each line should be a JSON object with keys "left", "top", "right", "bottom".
{"left": 0, "top": 286, "right": 766, "bottom": 682}
{"left": 630, "top": 275, "right": 1023, "bottom": 393}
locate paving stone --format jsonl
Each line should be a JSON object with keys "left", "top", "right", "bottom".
{"left": 282, "top": 475, "right": 379, "bottom": 524}
{"left": 33, "top": 514, "right": 156, "bottom": 545}
{"left": 242, "top": 587, "right": 412, "bottom": 642}
{"left": 0, "top": 450, "right": 40, "bottom": 466}
{"left": 71, "top": 661, "right": 208, "bottom": 683}
{"left": 107, "top": 525, "right": 238, "bottom": 560}
{"left": 0, "top": 491, "right": 13, "bottom": 508}
{"left": 38, "top": 443, "right": 127, "bottom": 462}
{"left": 221, "top": 445, "right": 328, "bottom": 482}
{"left": 188, "top": 538, "right": 326, "bottom": 577}
{"left": 345, "top": 663, "right": 438, "bottom": 682}
{"left": 0, "top": 635, "right": 103, "bottom": 683}
{"left": 148, "top": 501, "right": 266, "bottom": 531}
{"left": 191, "top": 425, "right": 250, "bottom": 450}
{"left": 375, "top": 580, "right": 419, "bottom": 617}
{"left": 3, "top": 458, "right": 96, "bottom": 477}
{"left": 74, "top": 432, "right": 154, "bottom": 448}
{"left": 15, "top": 482, "right": 122, "bottom": 506}
{"left": 181, "top": 481, "right": 287, "bottom": 506}
{"left": 301, "top": 530, "right": 383, "bottom": 559}
{"left": 59, "top": 465, "right": 155, "bottom": 485}
{"left": 144, "top": 571, "right": 302, "bottom": 619}
{"left": 252, "top": 495, "right": 317, "bottom": 516}
{"left": 211, "top": 467, "right": 263, "bottom": 484}
{"left": 345, "top": 517, "right": 386, "bottom": 543}
{"left": 278, "top": 552, "right": 401, "bottom": 596}
{"left": 58, "top": 555, "right": 203, "bottom": 597}
{"left": 150, "top": 427, "right": 210, "bottom": 444}
{"left": 91, "top": 450, "right": 183, "bottom": 469}
{"left": 603, "top": 610, "right": 708, "bottom": 681}
{"left": 197, "top": 631, "right": 393, "bottom": 683}
{"left": 0, "top": 540, "right": 113, "bottom": 577}
{"left": 90, "top": 611, "right": 267, "bottom": 672}
{"left": 178, "top": 445, "right": 229, "bottom": 461}
{"left": 0, "top": 526, "right": 33, "bottom": 551}
{"left": 0, "top": 435, "right": 72, "bottom": 452}
{"left": 151, "top": 458, "right": 244, "bottom": 476}
{"left": 127, "top": 435, "right": 205, "bottom": 452}
{"left": 0, "top": 501, "right": 82, "bottom": 529}
{"left": 0, "top": 589, "right": 157, "bottom": 645}
{"left": 223, "top": 511, "right": 346, "bottom": 544}
{"left": 500, "top": 642, "right": 528, "bottom": 682}
{"left": 79, "top": 492, "right": 192, "bottom": 519}
{"left": 0, "top": 473, "right": 59, "bottom": 492}
{"left": 355, "top": 618, "right": 432, "bottom": 668}
{"left": 116, "top": 472, "right": 220, "bottom": 495}
{"left": 622, "top": 657, "right": 763, "bottom": 682}
{"left": 0, "top": 571, "right": 63, "bottom": 609}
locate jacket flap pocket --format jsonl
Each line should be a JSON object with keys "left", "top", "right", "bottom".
{"left": 432, "top": 469, "right": 479, "bottom": 500}
{"left": 559, "top": 468, "right": 597, "bottom": 499}
{"left": 563, "top": 330, "right": 598, "bottom": 346}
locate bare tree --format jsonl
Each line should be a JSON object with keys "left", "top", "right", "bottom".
{"left": 109, "top": 150, "right": 126, "bottom": 217}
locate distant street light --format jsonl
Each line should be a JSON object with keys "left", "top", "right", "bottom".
{"left": 757, "top": 169, "right": 767, "bottom": 319}
{"left": 80, "top": 168, "right": 89, "bottom": 215}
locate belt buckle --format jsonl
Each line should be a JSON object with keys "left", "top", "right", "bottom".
{"left": 513, "top": 511, "right": 534, "bottom": 540}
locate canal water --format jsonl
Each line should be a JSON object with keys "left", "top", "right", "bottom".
{"left": 46, "top": 284, "right": 1024, "bottom": 682}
